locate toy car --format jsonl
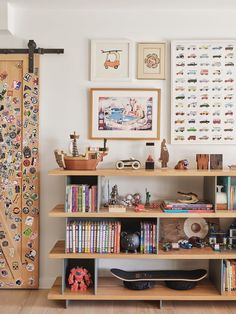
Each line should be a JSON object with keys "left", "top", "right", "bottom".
{"left": 176, "top": 45, "right": 184, "bottom": 51}
{"left": 225, "top": 62, "right": 234, "bottom": 66}
{"left": 176, "top": 95, "right": 185, "bottom": 100}
{"left": 174, "top": 135, "right": 185, "bottom": 141}
{"left": 175, "top": 86, "right": 185, "bottom": 91}
{"left": 187, "top": 78, "right": 197, "bottom": 83}
{"left": 225, "top": 103, "right": 233, "bottom": 108}
{"left": 187, "top": 135, "right": 196, "bottom": 141}
{"left": 213, "top": 78, "right": 222, "bottom": 83}
{"left": 187, "top": 111, "right": 197, "bottom": 116}
{"left": 225, "top": 78, "right": 234, "bottom": 83}
{"left": 200, "top": 127, "right": 209, "bottom": 132}
{"left": 187, "top": 127, "right": 197, "bottom": 131}
{"left": 199, "top": 135, "right": 209, "bottom": 140}
{"left": 225, "top": 111, "right": 233, "bottom": 116}
{"left": 175, "top": 127, "right": 185, "bottom": 132}
{"left": 187, "top": 62, "right": 197, "bottom": 66}
{"left": 176, "top": 62, "right": 185, "bottom": 67}
{"left": 200, "top": 103, "right": 210, "bottom": 107}
{"left": 213, "top": 118, "right": 221, "bottom": 124}
{"left": 177, "top": 53, "right": 184, "bottom": 58}
{"left": 200, "top": 120, "right": 210, "bottom": 124}
{"left": 116, "top": 158, "right": 141, "bottom": 170}
{"left": 175, "top": 119, "right": 185, "bottom": 124}
{"left": 188, "top": 119, "right": 196, "bottom": 124}
{"left": 178, "top": 240, "right": 193, "bottom": 249}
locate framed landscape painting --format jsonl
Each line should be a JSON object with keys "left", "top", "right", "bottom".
{"left": 90, "top": 39, "right": 132, "bottom": 81}
{"left": 137, "top": 43, "right": 166, "bottom": 80}
{"left": 90, "top": 88, "right": 161, "bottom": 140}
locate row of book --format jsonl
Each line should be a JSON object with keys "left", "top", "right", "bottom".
{"left": 161, "top": 200, "right": 214, "bottom": 213}
{"left": 66, "top": 220, "right": 121, "bottom": 253}
{"left": 65, "top": 184, "right": 97, "bottom": 212}
{"left": 223, "top": 259, "right": 236, "bottom": 291}
{"left": 140, "top": 222, "right": 157, "bottom": 254}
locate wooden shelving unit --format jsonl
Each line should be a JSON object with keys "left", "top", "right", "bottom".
{"left": 48, "top": 168, "right": 236, "bottom": 307}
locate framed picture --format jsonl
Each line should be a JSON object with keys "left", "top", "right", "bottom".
{"left": 90, "top": 39, "right": 132, "bottom": 81}
{"left": 90, "top": 88, "right": 161, "bottom": 140}
{"left": 171, "top": 40, "right": 236, "bottom": 144}
{"left": 137, "top": 43, "right": 166, "bottom": 80}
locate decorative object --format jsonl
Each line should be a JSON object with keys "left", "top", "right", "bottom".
{"left": 228, "top": 165, "right": 236, "bottom": 170}
{"left": 145, "top": 142, "right": 155, "bottom": 169}
{"left": 171, "top": 40, "right": 236, "bottom": 144}
{"left": 116, "top": 158, "right": 141, "bottom": 170}
{"left": 159, "top": 139, "right": 169, "bottom": 168}
{"left": 174, "top": 159, "right": 189, "bottom": 170}
{"left": 196, "top": 154, "right": 209, "bottom": 170}
{"left": 90, "top": 88, "right": 161, "bottom": 139}
{"left": 177, "top": 191, "right": 199, "bottom": 204}
{"left": 90, "top": 39, "right": 131, "bottom": 81}
{"left": 137, "top": 42, "right": 166, "bottom": 80}
{"left": 110, "top": 268, "right": 207, "bottom": 291}
{"left": 183, "top": 218, "right": 209, "bottom": 239}
{"left": 210, "top": 154, "right": 223, "bottom": 170}
{"left": 145, "top": 189, "right": 151, "bottom": 206}
{"left": 109, "top": 184, "right": 119, "bottom": 205}
{"left": 54, "top": 135, "right": 108, "bottom": 170}
{"left": 216, "top": 185, "right": 227, "bottom": 210}
{"left": 68, "top": 267, "right": 92, "bottom": 291}
{"left": 120, "top": 232, "right": 140, "bottom": 253}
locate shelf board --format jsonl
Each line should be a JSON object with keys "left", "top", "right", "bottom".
{"left": 48, "top": 168, "right": 236, "bottom": 177}
{"left": 49, "top": 204, "right": 236, "bottom": 218}
{"left": 49, "top": 240, "right": 236, "bottom": 260}
{"left": 48, "top": 276, "right": 236, "bottom": 301}
{"left": 49, "top": 241, "right": 158, "bottom": 259}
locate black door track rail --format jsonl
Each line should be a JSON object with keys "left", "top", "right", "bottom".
{"left": 0, "top": 40, "right": 64, "bottom": 73}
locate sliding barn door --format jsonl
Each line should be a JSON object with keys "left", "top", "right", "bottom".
{"left": 0, "top": 55, "right": 39, "bottom": 288}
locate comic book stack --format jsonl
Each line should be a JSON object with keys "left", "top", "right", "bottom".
{"left": 66, "top": 220, "right": 121, "bottom": 254}
{"left": 140, "top": 221, "right": 157, "bottom": 254}
{"left": 65, "top": 184, "right": 97, "bottom": 212}
{"left": 223, "top": 260, "right": 236, "bottom": 291}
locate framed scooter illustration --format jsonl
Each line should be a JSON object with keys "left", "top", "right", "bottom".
{"left": 90, "top": 39, "right": 132, "bottom": 81}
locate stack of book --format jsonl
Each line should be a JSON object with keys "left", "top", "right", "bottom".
{"left": 66, "top": 220, "right": 121, "bottom": 254}
{"left": 140, "top": 222, "right": 157, "bottom": 254}
{"left": 161, "top": 200, "right": 214, "bottom": 213}
{"left": 65, "top": 184, "right": 97, "bottom": 212}
{"left": 223, "top": 259, "right": 236, "bottom": 291}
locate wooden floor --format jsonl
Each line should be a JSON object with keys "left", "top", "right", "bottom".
{"left": 0, "top": 290, "right": 236, "bottom": 314}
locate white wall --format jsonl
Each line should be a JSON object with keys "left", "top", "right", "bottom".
{"left": 2, "top": 5, "right": 236, "bottom": 288}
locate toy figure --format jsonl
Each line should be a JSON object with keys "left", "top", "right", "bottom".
{"left": 145, "top": 189, "right": 151, "bottom": 206}
{"left": 159, "top": 139, "right": 169, "bottom": 168}
{"left": 110, "top": 185, "right": 119, "bottom": 205}
{"left": 68, "top": 267, "right": 92, "bottom": 292}
{"left": 175, "top": 159, "right": 189, "bottom": 170}
{"left": 70, "top": 131, "right": 79, "bottom": 157}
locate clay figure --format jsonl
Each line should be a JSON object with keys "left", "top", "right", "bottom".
{"left": 159, "top": 139, "right": 169, "bottom": 168}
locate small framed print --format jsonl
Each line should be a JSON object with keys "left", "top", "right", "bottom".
{"left": 90, "top": 88, "right": 161, "bottom": 140}
{"left": 90, "top": 39, "right": 132, "bottom": 81}
{"left": 137, "top": 43, "right": 166, "bottom": 80}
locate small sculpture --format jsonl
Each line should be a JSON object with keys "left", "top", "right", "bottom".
{"left": 54, "top": 133, "right": 108, "bottom": 170}
{"left": 109, "top": 185, "right": 119, "bottom": 205}
{"left": 116, "top": 158, "right": 141, "bottom": 170}
{"left": 68, "top": 267, "right": 92, "bottom": 292}
{"left": 177, "top": 191, "right": 199, "bottom": 204}
{"left": 145, "top": 189, "right": 151, "bottom": 206}
{"left": 174, "top": 159, "right": 189, "bottom": 170}
{"left": 159, "top": 139, "right": 169, "bottom": 168}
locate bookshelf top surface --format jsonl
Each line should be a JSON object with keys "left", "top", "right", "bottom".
{"left": 48, "top": 168, "right": 236, "bottom": 177}
{"left": 49, "top": 204, "right": 236, "bottom": 218}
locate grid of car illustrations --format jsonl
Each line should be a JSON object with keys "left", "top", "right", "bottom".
{"left": 172, "top": 41, "right": 236, "bottom": 144}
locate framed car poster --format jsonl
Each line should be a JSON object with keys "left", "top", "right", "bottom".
{"left": 171, "top": 40, "right": 236, "bottom": 144}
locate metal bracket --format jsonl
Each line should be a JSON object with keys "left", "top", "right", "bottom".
{"left": 28, "top": 40, "right": 37, "bottom": 73}
{"left": 0, "top": 40, "right": 64, "bottom": 73}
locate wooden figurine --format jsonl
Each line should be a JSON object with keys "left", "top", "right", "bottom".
{"left": 210, "top": 154, "right": 223, "bottom": 170}
{"left": 196, "top": 154, "right": 209, "bottom": 170}
{"left": 159, "top": 139, "right": 169, "bottom": 168}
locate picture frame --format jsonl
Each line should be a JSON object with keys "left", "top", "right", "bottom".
{"left": 90, "top": 39, "right": 132, "bottom": 81}
{"left": 171, "top": 39, "right": 236, "bottom": 144}
{"left": 90, "top": 88, "right": 161, "bottom": 140}
{"left": 137, "top": 43, "right": 166, "bottom": 80}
